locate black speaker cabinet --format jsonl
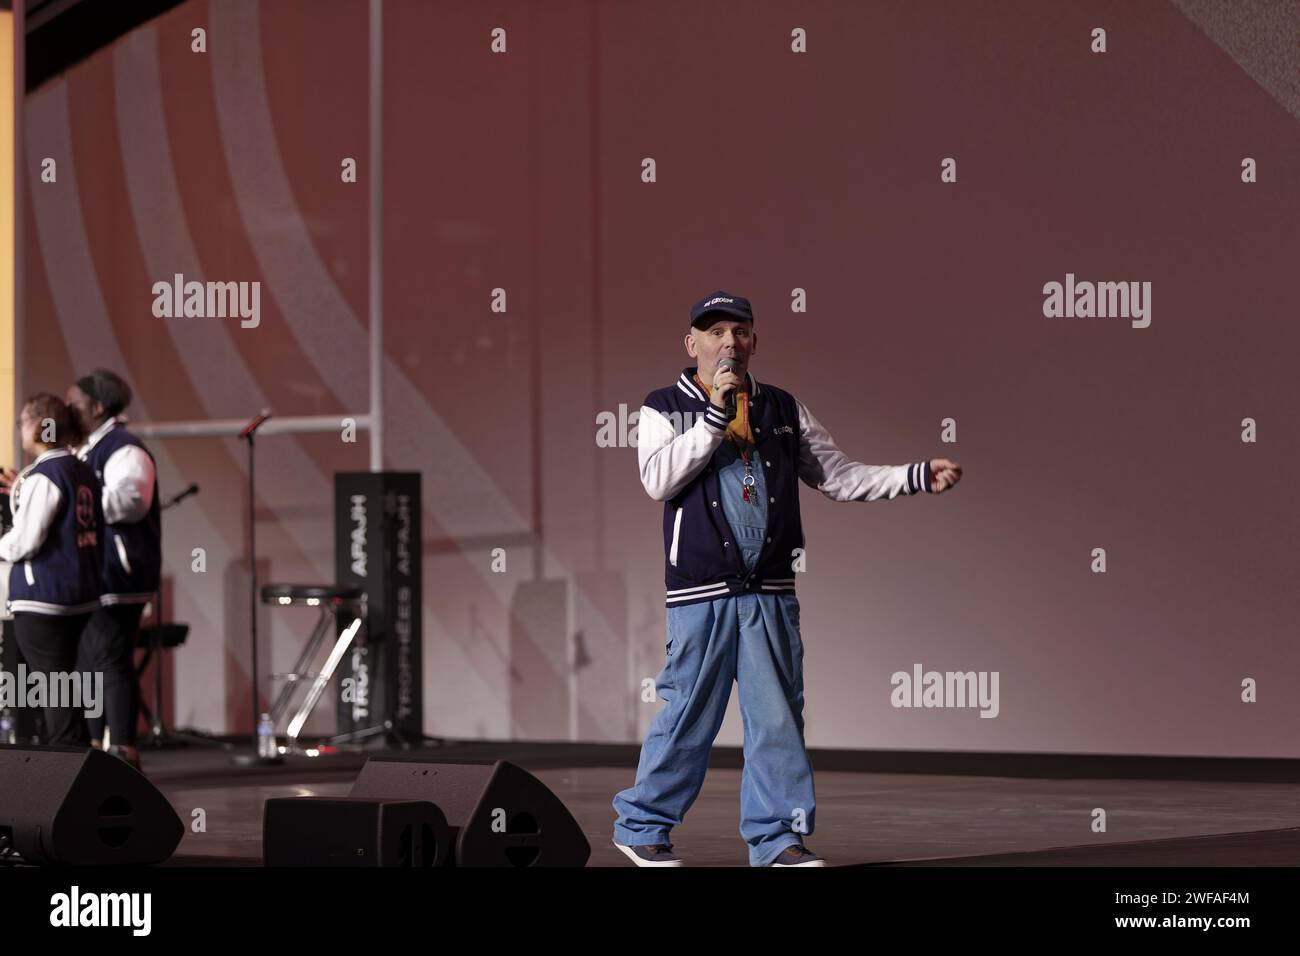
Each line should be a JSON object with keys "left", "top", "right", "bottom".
{"left": 0, "top": 746, "right": 183, "bottom": 865}
{"left": 263, "top": 797, "right": 451, "bottom": 867}
{"left": 349, "top": 758, "right": 590, "bottom": 867}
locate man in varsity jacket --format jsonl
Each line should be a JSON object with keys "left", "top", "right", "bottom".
{"left": 0, "top": 394, "right": 104, "bottom": 746}
{"left": 67, "top": 370, "right": 161, "bottom": 770}
{"left": 612, "top": 291, "right": 962, "bottom": 867}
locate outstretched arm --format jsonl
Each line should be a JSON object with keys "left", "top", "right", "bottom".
{"left": 796, "top": 398, "right": 959, "bottom": 500}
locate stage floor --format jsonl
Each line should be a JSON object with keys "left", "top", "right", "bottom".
{"left": 139, "top": 740, "right": 1300, "bottom": 867}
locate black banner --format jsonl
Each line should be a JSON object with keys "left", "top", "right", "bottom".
{"left": 333, "top": 472, "right": 422, "bottom": 743}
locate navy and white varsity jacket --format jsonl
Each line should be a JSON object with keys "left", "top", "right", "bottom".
{"left": 639, "top": 367, "right": 933, "bottom": 608}
{"left": 0, "top": 449, "right": 104, "bottom": 615}
{"left": 80, "top": 418, "right": 161, "bottom": 605}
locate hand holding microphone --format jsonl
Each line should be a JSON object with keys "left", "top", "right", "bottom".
{"left": 711, "top": 357, "right": 744, "bottom": 421}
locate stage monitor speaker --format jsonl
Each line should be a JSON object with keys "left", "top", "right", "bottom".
{"left": 0, "top": 746, "right": 183, "bottom": 865}
{"left": 349, "top": 758, "right": 590, "bottom": 867}
{"left": 263, "top": 797, "right": 451, "bottom": 867}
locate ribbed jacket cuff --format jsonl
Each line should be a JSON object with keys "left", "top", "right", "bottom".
{"left": 702, "top": 404, "right": 732, "bottom": 433}
{"left": 908, "top": 460, "right": 932, "bottom": 494}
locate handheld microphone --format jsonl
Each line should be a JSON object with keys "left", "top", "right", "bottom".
{"left": 717, "top": 356, "right": 741, "bottom": 420}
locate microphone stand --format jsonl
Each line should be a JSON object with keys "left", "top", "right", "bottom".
{"left": 232, "top": 409, "right": 280, "bottom": 766}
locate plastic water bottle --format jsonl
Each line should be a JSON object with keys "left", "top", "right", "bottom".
{"left": 257, "top": 713, "right": 277, "bottom": 758}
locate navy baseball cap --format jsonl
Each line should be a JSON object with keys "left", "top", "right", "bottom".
{"left": 690, "top": 291, "right": 754, "bottom": 329}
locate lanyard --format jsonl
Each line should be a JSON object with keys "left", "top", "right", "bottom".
{"left": 691, "top": 372, "right": 757, "bottom": 504}
{"left": 737, "top": 441, "right": 757, "bottom": 503}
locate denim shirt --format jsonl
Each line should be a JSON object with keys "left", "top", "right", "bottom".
{"left": 716, "top": 437, "right": 768, "bottom": 573}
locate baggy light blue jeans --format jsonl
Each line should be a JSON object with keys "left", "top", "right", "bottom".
{"left": 613, "top": 439, "right": 816, "bottom": 866}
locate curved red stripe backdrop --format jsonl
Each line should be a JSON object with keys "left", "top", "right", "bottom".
{"left": 17, "top": 0, "right": 1300, "bottom": 756}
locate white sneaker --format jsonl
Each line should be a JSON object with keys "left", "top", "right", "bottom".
{"left": 768, "top": 844, "right": 826, "bottom": 866}
{"left": 614, "top": 840, "right": 684, "bottom": 867}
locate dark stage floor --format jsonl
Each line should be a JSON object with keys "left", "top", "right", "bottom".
{"left": 131, "top": 739, "right": 1300, "bottom": 867}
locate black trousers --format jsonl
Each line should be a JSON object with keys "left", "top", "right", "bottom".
{"left": 76, "top": 603, "right": 145, "bottom": 746}
{"left": 12, "top": 611, "right": 93, "bottom": 746}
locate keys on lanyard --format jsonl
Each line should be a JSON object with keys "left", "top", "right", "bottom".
{"left": 739, "top": 444, "right": 757, "bottom": 504}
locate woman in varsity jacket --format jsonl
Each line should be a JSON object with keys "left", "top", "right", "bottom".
{"left": 0, "top": 394, "right": 105, "bottom": 746}
{"left": 612, "top": 291, "right": 961, "bottom": 868}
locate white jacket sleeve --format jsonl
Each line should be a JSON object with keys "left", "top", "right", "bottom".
{"left": 795, "top": 398, "right": 931, "bottom": 501}
{"left": 637, "top": 403, "right": 730, "bottom": 502}
{"left": 0, "top": 473, "right": 63, "bottom": 562}
{"left": 101, "top": 444, "right": 156, "bottom": 524}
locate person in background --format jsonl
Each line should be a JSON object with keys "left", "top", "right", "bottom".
{"left": 66, "top": 370, "right": 161, "bottom": 772}
{"left": 0, "top": 394, "right": 103, "bottom": 746}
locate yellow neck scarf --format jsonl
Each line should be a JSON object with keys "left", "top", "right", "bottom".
{"left": 694, "top": 372, "right": 754, "bottom": 447}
